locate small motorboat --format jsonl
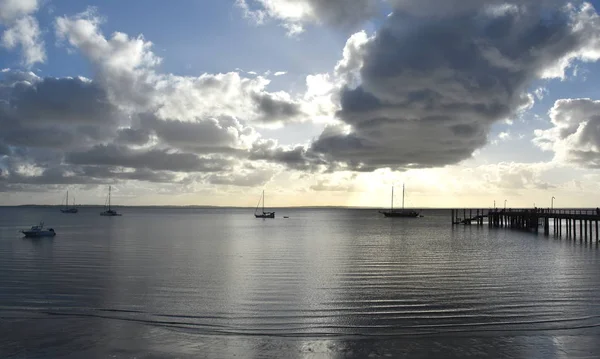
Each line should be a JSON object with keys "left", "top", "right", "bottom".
{"left": 21, "top": 222, "right": 56, "bottom": 237}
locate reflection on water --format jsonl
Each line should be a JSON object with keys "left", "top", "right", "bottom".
{"left": 1, "top": 207, "right": 600, "bottom": 358}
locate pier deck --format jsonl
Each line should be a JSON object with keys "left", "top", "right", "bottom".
{"left": 451, "top": 208, "right": 600, "bottom": 242}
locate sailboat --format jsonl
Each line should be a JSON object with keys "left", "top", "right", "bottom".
{"left": 379, "top": 184, "right": 420, "bottom": 218}
{"left": 254, "top": 190, "right": 275, "bottom": 219}
{"left": 100, "top": 186, "right": 122, "bottom": 216}
{"left": 60, "top": 191, "right": 78, "bottom": 213}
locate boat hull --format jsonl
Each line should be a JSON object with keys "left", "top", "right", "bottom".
{"left": 21, "top": 230, "right": 56, "bottom": 237}
{"left": 60, "top": 208, "right": 78, "bottom": 213}
{"left": 100, "top": 210, "right": 122, "bottom": 216}
{"left": 380, "top": 211, "right": 420, "bottom": 218}
{"left": 255, "top": 212, "right": 275, "bottom": 219}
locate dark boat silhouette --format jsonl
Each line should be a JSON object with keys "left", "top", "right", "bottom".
{"left": 100, "top": 186, "right": 122, "bottom": 216}
{"left": 254, "top": 190, "right": 275, "bottom": 219}
{"left": 379, "top": 184, "right": 420, "bottom": 218}
{"left": 60, "top": 191, "right": 78, "bottom": 213}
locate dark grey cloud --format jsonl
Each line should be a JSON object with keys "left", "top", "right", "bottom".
{"left": 0, "top": 143, "right": 9, "bottom": 156}
{"left": 66, "top": 144, "right": 232, "bottom": 173}
{"left": 2, "top": 125, "right": 76, "bottom": 149}
{"left": 250, "top": 92, "right": 302, "bottom": 123}
{"left": 0, "top": 166, "right": 104, "bottom": 185}
{"left": 0, "top": 165, "right": 181, "bottom": 193}
{"left": 306, "top": 0, "right": 378, "bottom": 28}
{"left": 79, "top": 166, "right": 179, "bottom": 183}
{"left": 116, "top": 128, "right": 152, "bottom": 145}
{"left": 11, "top": 76, "right": 118, "bottom": 125}
{"left": 389, "top": 0, "right": 563, "bottom": 17}
{"left": 250, "top": 139, "right": 326, "bottom": 171}
{"left": 139, "top": 114, "right": 251, "bottom": 154}
{"left": 304, "top": 3, "right": 600, "bottom": 171}
{"left": 0, "top": 70, "right": 247, "bottom": 188}
{"left": 0, "top": 75, "right": 121, "bottom": 151}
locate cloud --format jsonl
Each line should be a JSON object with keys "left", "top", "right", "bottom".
{"left": 0, "top": 4, "right": 308, "bottom": 191}
{"left": 0, "top": 74, "right": 122, "bottom": 152}
{"left": 249, "top": 139, "right": 327, "bottom": 171}
{"left": 56, "top": 10, "right": 319, "bottom": 127}
{"left": 300, "top": 2, "right": 600, "bottom": 172}
{"left": 140, "top": 114, "right": 257, "bottom": 153}
{"left": 66, "top": 144, "right": 232, "bottom": 173}
{"left": 0, "top": 142, "right": 10, "bottom": 156}
{"left": 388, "top": 0, "right": 562, "bottom": 18}
{"left": 310, "top": 175, "right": 359, "bottom": 192}
{"left": 115, "top": 128, "right": 152, "bottom": 146}
{"left": 1, "top": 15, "right": 45, "bottom": 66}
{"left": 207, "top": 167, "right": 275, "bottom": 187}
{"left": 250, "top": 92, "right": 302, "bottom": 123}
{"left": 0, "top": 68, "right": 239, "bottom": 190}
{"left": 534, "top": 98, "right": 600, "bottom": 168}
{"left": 236, "top": 0, "right": 378, "bottom": 34}
{"left": 55, "top": 9, "right": 161, "bottom": 109}
{"left": 0, "top": 0, "right": 37, "bottom": 23}
{"left": 0, "top": 0, "right": 44, "bottom": 67}
{"left": 480, "top": 162, "right": 555, "bottom": 191}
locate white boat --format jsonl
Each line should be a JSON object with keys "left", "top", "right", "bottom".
{"left": 21, "top": 222, "right": 56, "bottom": 237}
{"left": 60, "top": 190, "right": 78, "bottom": 213}
{"left": 100, "top": 186, "right": 122, "bottom": 216}
{"left": 254, "top": 190, "right": 275, "bottom": 219}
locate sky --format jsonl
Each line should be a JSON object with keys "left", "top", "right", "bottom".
{"left": 2, "top": 0, "right": 600, "bottom": 208}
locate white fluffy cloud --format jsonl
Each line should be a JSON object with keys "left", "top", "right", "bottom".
{"left": 0, "top": 0, "right": 44, "bottom": 67}
{"left": 55, "top": 10, "right": 314, "bottom": 125}
{"left": 534, "top": 98, "right": 600, "bottom": 168}
{"left": 0, "top": 8, "right": 332, "bottom": 192}
{"left": 0, "top": 0, "right": 37, "bottom": 23}
{"left": 1, "top": 15, "right": 45, "bottom": 66}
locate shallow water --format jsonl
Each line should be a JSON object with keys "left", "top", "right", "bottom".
{"left": 1, "top": 207, "right": 600, "bottom": 358}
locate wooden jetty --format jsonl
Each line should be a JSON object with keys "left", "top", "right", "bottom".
{"left": 451, "top": 208, "right": 600, "bottom": 242}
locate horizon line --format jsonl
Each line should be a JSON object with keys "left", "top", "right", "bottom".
{"left": 2, "top": 205, "right": 595, "bottom": 210}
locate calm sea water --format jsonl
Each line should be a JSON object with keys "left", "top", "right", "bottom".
{"left": 1, "top": 207, "right": 600, "bottom": 358}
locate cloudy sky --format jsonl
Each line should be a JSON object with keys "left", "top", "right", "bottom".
{"left": 2, "top": 0, "right": 600, "bottom": 208}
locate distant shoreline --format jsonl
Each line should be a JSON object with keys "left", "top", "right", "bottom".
{"left": 3, "top": 205, "right": 595, "bottom": 210}
{"left": 6, "top": 205, "right": 383, "bottom": 209}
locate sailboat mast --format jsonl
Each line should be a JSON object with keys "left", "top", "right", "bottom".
{"left": 108, "top": 186, "right": 111, "bottom": 211}
{"left": 262, "top": 190, "right": 265, "bottom": 213}
{"left": 66, "top": 191, "right": 69, "bottom": 209}
{"left": 402, "top": 183, "right": 405, "bottom": 209}
{"left": 391, "top": 186, "right": 394, "bottom": 211}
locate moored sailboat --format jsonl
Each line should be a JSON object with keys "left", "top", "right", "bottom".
{"left": 254, "top": 190, "right": 275, "bottom": 219}
{"left": 100, "top": 186, "right": 122, "bottom": 216}
{"left": 379, "top": 184, "right": 420, "bottom": 218}
{"left": 60, "top": 191, "right": 78, "bottom": 213}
